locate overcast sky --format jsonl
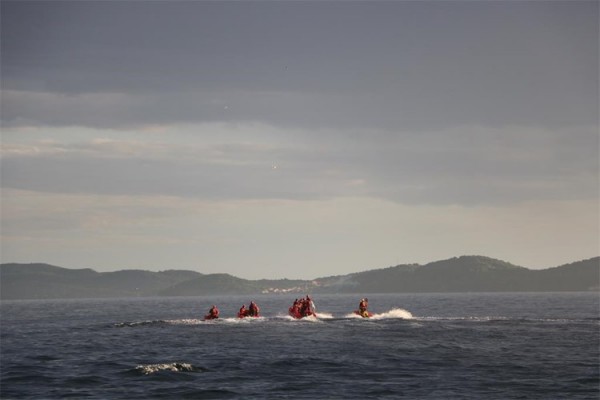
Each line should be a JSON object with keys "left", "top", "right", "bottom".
{"left": 1, "top": 1, "right": 598, "bottom": 279}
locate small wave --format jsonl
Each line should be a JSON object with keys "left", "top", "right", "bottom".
{"left": 413, "top": 316, "right": 586, "bottom": 323}
{"left": 344, "top": 308, "right": 414, "bottom": 320}
{"left": 416, "top": 316, "right": 511, "bottom": 322}
{"left": 114, "top": 319, "right": 204, "bottom": 327}
{"left": 114, "top": 320, "right": 164, "bottom": 328}
{"left": 134, "top": 363, "right": 207, "bottom": 375}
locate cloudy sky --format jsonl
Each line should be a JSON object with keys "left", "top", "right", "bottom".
{"left": 1, "top": 1, "right": 598, "bottom": 279}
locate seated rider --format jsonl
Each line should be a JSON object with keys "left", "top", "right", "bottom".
{"left": 238, "top": 304, "right": 247, "bottom": 317}
{"left": 290, "top": 299, "right": 301, "bottom": 318}
{"left": 209, "top": 305, "right": 219, "bottom": 318}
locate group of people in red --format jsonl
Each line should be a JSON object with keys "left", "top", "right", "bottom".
{"left": 288, "top": 295, "right": 316, "bottom": 319}
{"left": 204, "top": 296, "right": 372, "bottom": 320}
{"left": 237, "top": 301, "right": 260, "bottom": 318}
{"left": 203, "top": 301, "right": 261, "bottom": 320}
{"left": 204, "top": 305, "right": 220, "bottom": 320}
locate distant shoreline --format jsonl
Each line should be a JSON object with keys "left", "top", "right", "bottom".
{"left": 1, "top": 256, "right": 598, "bottom": 300}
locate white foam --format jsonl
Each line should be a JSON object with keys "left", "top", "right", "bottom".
{"left": 343, "top": 308, "right": 413, "bottom": 320}
{"left": 277, "top": 314, "right": 297, "bottom": 321}
{"left": 164, "top": 319, "right": 203, "bottom": 325}
{"left": 135, "top": 362, "right": 195, "bottom": 375}
{"left": 220, "top": 317, "right": 266, "bottom": 323}
{"left": 301, "top": 315, "right": 321, "bottom": 322}
{"left": 276, "top": 313, "right": 325, "bottom": 321}
{"left": 345, "top": 312, "right": 364, "bottom": 319}
{"left": 277, "top": 313, "right": 323, "bottom": 322}
{"left": 370, "top": 308, "right": 414, "bottom": 320}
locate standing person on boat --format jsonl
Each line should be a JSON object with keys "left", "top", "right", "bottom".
{"left": 300, "top": 297, "right": 308, "bottom": 316}
{"left": 248, "top": 301, "right": 260, "bottom": 317}
{"left": 302, "top": 295, "right": 315, "bottom": 317}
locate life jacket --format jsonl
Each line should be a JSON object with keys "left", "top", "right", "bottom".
{"left": 289, "top": 304, "right": 302, "bottom": 318}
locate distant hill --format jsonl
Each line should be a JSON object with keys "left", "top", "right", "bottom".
{"left": 1, "top": 256, "right": 598, "bottom": 300}
{"left": 0, "top": 263, "right": 202, "bottom": 299}
{"left": 314, "top": 256, "right": 598, "bottom": 293}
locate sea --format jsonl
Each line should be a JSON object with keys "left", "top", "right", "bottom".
{"left": 1, "top": 293, "right": 598, "bottom": 399}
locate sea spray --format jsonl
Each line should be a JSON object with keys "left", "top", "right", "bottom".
{"left": 344, "top": 308, "right": 413, "bottom": 320}
{"left": 371, "top": 308, "right": 413, "bottom": 320}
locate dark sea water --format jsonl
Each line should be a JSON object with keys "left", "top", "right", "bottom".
{"left": 1, "top": 293, "right": 598, "bottom": 399}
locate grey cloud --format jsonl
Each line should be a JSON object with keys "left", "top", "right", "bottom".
{"left": 1, "top": 1, "right": 597, "bottom": 131}
{"left": 2, "top": 83, "right": 597, "bottom": 133}
{"left": 2, "top": 124, "right": 596, "bottom": 206}
{"left": 1, "top": 153, "right": 351, "bottom": 201}
{"left": 1, "top": 0, "right": 597, "bottom": 208}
